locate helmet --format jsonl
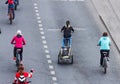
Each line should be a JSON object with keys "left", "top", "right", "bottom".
{"left": 16, "top": 30, "right": 22, "bottom": 35}
{"left": 18, "top": 75, "right": 26, "bottom": 83}
{"left": 66, "top": 20, "right": 70, "bottom": 25}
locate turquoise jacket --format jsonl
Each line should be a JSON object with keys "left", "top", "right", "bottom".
{"left": 98, "top": 36, "right": 111, "bottom": 50}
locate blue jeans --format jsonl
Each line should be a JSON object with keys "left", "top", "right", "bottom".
{"left": 62, "top": 37, "right": 72, "bottom": 47}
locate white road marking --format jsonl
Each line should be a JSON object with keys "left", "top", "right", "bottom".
{"left": 47, "top": 27, "right": 86, "bottom": 31}
{"left": 37, "top": 17, "right": 41, "bottom": 19}
{"left": 44, "top": 45, "right": 48, "bottom": 48}
{"left": 39, "top": 28, "right": 43, "bottom": 30}
{"left": 49, "top": 65, "right": 54, "bottom": 69}
{"left": 36, "top": 13, "right": 40, "bottom": 16}
{"left": 38, "top": 24, "right": 43, "bottom": 27}
{"left": 42, "top": 40, "right": 47, "bottom": 44}
{"left": 34, "top": 3, "right": 37, "bottom": 6}
{"left": 40, "top": 31, "right": 44, "bottom": 35}
{"left": 46, "top": 55, "right": 51, "bottom": 58}
{"left": 33, "top": 3, "right": 58, "bottom": 84}
{"left": 45, "top": 50, "right": 49, "bottom": 53}
{"left": 48, "top": 60, "right": 52, "bottom": 64}
{"left": 53, "top": 0, "right": 84, "bottom": 1}
{"left": 34, "top": 6, "right": 38, "bottom": 9}
{"left": 37, "top": 20, "right": 42, "bottom": 23}
{"left": 41, "top": 36, "right": 46, "bottom": 39}
{"left": 51, "top": 71, "right": 55, "bottom": 75}
{"left": 52, "top": 77, "right": 57, "bottom": 81}
{"left": 35, "top": 10, "right": 39, "bottom": 12}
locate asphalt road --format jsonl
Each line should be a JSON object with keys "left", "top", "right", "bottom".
{"left": 0, "top": 0, "right": 120, "bottom": 84}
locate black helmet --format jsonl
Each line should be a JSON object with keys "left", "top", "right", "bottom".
{"left": 66, "top": 20, "right": 70, "bottom": 25}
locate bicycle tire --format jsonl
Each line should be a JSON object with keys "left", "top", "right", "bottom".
{"left": 103, "top": 57, "right": 107, "bottom": 74}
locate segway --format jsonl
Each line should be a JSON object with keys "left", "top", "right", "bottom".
{"left": 58, "top": 38, "right": 73, "bottom": 64}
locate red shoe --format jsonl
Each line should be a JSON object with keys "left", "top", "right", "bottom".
{"left": 13, "top": 57, "right": 16, "bottom": 60}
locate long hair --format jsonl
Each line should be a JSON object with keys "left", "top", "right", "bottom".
{"left": 18, "top": 64, "right": 24, "bottom": 75}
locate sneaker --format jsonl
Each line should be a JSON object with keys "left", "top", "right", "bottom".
{"left": 13, "top": 57, "right": 16, "bottom": 60}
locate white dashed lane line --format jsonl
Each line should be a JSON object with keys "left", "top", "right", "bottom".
{"left": 33, "top": 3, "right": 58, "bottom": 84}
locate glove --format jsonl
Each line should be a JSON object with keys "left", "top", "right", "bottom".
{"left": 30, "top": 69, "right": 34, "bottom": 73}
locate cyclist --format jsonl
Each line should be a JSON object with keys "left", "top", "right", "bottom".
{"left": 61, "top": 20, "right": 74, "bottom": 47}
{"left": 11, "top": 30, "right": 26, "bottom": 63}
{"left": 97, "top": 32, "right": 111, "bottom": 66}
{"left": 5, "top": 0, "right": 15, "bottom": 19}
{"left": 12, "top": 65, "right": 34, "bottom": 84}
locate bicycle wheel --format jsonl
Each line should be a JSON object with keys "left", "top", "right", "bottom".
{"left": 103, "top": 57, "right": 107, "bottom": 74}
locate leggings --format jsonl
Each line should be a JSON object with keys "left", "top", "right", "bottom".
{"left": 14, "top": 47, "right": 23, "bottom": 61}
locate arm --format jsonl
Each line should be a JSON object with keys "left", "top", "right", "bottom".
{"left": 61, "top": 26, "right": 65, "bottom": 32}
{"left": 28, "top": 69, "right": 34, "bottom": 78}
{"left": 11, "top": 36, "right": 15, "bottom": 44}
{"left": 22, "top": 37, "right": 26, "bottom": 45}
{"left": 5, "top": 1, "right": 8, "bottom": 4}
{"left": 71, "top": 26, "right": 74, "bottom": 32}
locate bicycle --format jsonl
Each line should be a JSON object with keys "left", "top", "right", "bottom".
{"left": 9, "top": 8, "right": 13, "bottom": 24}
{"left": 58, "top": 38, "right": 73, "bottom": 64}
{"left": 102, "top": 51, "right": 109, "bottom": 74}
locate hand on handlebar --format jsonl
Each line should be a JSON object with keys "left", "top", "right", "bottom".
{"left": 30, "top": 69, "right": 34, "bottom": 73}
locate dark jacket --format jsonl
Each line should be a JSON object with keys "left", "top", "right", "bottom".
{"left": 61, "top": 25, "right": 74, "bottom": 38}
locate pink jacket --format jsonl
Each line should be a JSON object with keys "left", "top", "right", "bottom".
{"left": 11, "top": 35, "right": 26, "bottom": 48}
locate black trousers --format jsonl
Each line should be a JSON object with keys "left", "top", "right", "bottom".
{"left": 100, "top": 50, "right": 110, "bottom": 65}
{"left": 14, "top": 47, "right": 23, "bottom": 61}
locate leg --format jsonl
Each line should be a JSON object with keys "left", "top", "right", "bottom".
{"left": 20, "top": 48, "right": 23, "bottom": 61}
{"left": 68, "top": 37, "right": 72, "bottom": 47}
{"left": 100, "top": 50, "right": 104, "bottom": 66}
{"left": 12, "top": 9, "right": 15, "bottom": 19}
{"left": 62, "top": 38, "right": 65, "bottom": 47}
{"left": 14, "top": 47, "right": 17, "bottom": 58}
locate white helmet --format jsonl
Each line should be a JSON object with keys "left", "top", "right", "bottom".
{"left": 16, "top": 30, "right": 22, "bottom": 35}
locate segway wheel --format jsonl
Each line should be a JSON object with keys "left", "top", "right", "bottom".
{"left": 70, "top": 55, "right": 73, "bottom": 64}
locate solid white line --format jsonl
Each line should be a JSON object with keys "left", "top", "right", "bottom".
{"left": 46, "top": 55, "right": 51, "bottom": 58}
{"left": 49, "top": 65, "right": 54, "bottom": 69}
{"left": 40, "top": 31, "right": 44, "bottom": 35}
{"left": 53, "top": 83, "right": 58, "bottom": 84}
{"left": 52, "top": 77, "right": 57, "bottom": 81}
{"left": 48, "top": 60, "right": 52, "bottom": 64}
{"left": 42, "top": 40, "right": 47, "bottom": 44}
{"left": 50, "top": 71, "right": 55, "bottom": 75}
{"left": 44, "top": 45, "right": 48, "bottom": 48}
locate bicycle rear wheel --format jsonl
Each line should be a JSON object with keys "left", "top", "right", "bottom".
{"left": 103, "top": 57, "right": 107, "bottom": 74}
